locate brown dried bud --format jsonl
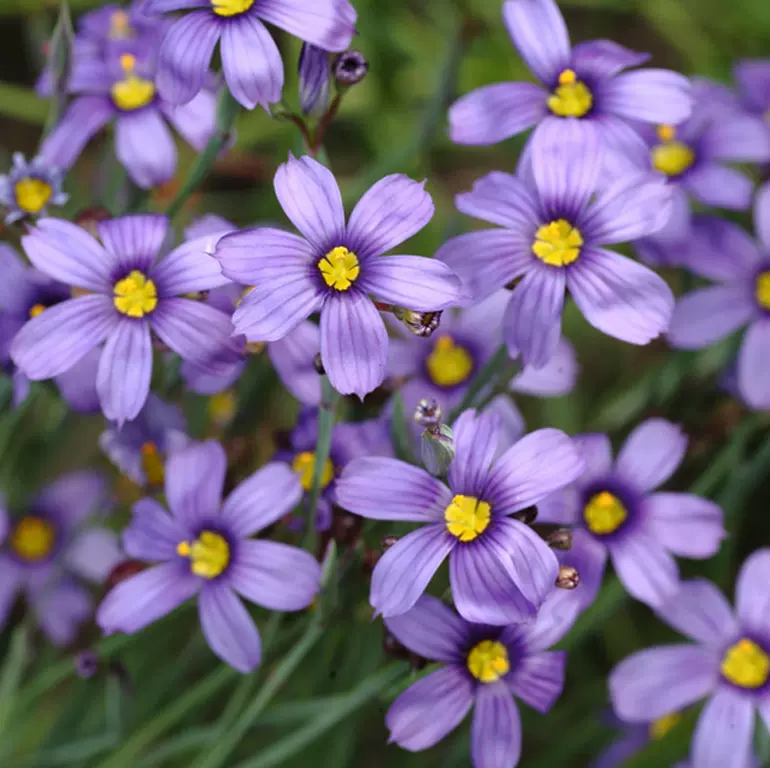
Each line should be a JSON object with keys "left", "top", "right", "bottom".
{"left": 555, "top": 565, "right": 580, "bottom": 590}
{"left": 393, "top": 307, "right": 443, "bottom": 337}
{"left": 546, "top": 528, "right": 573, "bottom": 550}
{"left": 313, "top": 353, "right": 325, "bottom": 375}
{"left": 333, "top": 50, "right": 369, "bottom": 86}
{"left": 512, "top": 505, "right": 537, "bottom": 525}
{"left": 74, "top": 206, "right": 111, "bottom": 238}
{"left": 105, "top": 559, "right": 145, "bottom": 591}
{"left": 382, "top": 535, "right": 399, "bottom": 550}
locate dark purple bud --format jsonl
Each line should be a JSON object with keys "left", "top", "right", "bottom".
{"left": 555, "top": 565, "right": 580, "bottom": 590}
{"left": 298, "top": 43, "right": 331, "bottom": 116}
{"left": 333, "top": 50, "right": 368, "bottom": 86}
{"left": 413, "top": 398, "right": 442, "bottom": 429}
{"left": 546, "top": 528, "right": 573, "bottom": 550}
{"left": 75, "top": 650, "right": 99, "bottom": 679}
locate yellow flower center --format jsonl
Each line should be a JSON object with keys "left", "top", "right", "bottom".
{"left": 720, "top": 638, "right": 770, "bottom": 689}
{"left": 208, "top": 391, "right": 237, "bottom": 427}
{"left": 111, "top": 54, "right": 156, "bottom": 111}
{"left": 467, "top": 640, "right": 510, "bottom": 683}
{"left": 532, "top": 219, "right": 583, "bottom": 267}
{"left": 10, "top": 516, "right": 56, "bottom": 562}
{"left": 547, "top": 69, "right": 593, "bottom": 118}
{"left": 14, "top": 177, "right": 53, "bottom": 214}
{"left": 29, "top": 303, "right": 46, "bottom": 319}
{"left": 651, "top": 125, "right": 695, "bottom": 177}
{"left": 649, "top": 712, "right": 681, "bottom": 740}
{"left": 177, "top": 531, "right": 230, "bottom": 578}
{"left": 292, "top": 451, "right": 334, "bottom": 492}
{"left": 109, "top": 9, "right": 133, "bottom": 39}
{"left": 113, "top": 270, "right": 158, "bottom": 318}
{"left": 755, "top": 271, "right": 770, "bottom": 310}
{"left": 318, "top": 246, "right": 360, "bottom": 291}
{"left": 583, "top": 491, "right": 627, "bottom": 535}
{"left": 444, "top": 495, "right": 491, "bottom": 542}
{"left": 211, "top": 0, "right": 255, "bottom": 17}
{"left": 140, "top": 441, "right": 165, "bottom": 487}
{"left": 426, "top": 335, "right": 474, "bottom": 387}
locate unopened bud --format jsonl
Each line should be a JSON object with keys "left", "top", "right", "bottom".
{"left": 512, "top": 505, "right": 537, "bottom": 525}
{"left": 75, "top": 650, "right": 100, "bottom": 679}
{"left": 421, "top": 423, "right": 454, "bottom": 477}
{"left": 546, "top": 528, "right": 573, "bottom": 550}
{"left": 105, "top": 559, "right": 145, "bottom": 591}
{"left": 555, "top": 565, "right": 580, "bottom": 590}
{"left": 382, "top": 535, "right": 399, "bottom": 550}
{"left": 413, "top": 398, "right": 442, "bottom": 429}
{"left": 298, "top": 43, "right": 331, "bottom": 116}
{"left": 313, "top": 353, "right": 325, "bottom": 375}
{"left": 333, "top": 50, "right": 368, "bottom": 86}
{"left": 393, "top": 307, "right": 442, "bottom": 338}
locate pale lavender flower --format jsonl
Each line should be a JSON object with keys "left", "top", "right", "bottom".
{"left": 0, "top": 153, "right": 68, "bottom": 224}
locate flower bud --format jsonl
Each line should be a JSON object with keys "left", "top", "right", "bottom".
{"left": 393, "top": 307, "right": 442, "bottom": 337}
{"left": 546, "top": 528, "right": 573, "bottom": 550}
{"left": 421, "top": 423, "right": 455, "bottom": 477}
{"left": 555, "top": 565, "right": 580, "bottom": 590}
{"left": 74, "top": 206, "right": 111, "bottom": 238}
{"left": 105, "top": 559, "right": 145, "bottom": 591}
{"left": 75, "top": 650, "right": 100, "bottom": 679}
{"left": 334, "top": 50, "right": 369, "bottom": 86}
{"left": 413, "top": 398, "right": 442, "bottom": 429}
{"left": 313, "top": 353, "right": 325, "bottom": 375}
{"left": 382, "top": 535, "right": 399, "bottom": 550}
{"left": 512, "top": 505, "right": 537, "bottom": 525}
{"left": 298, "top": 43, "right": 331, "bottom": 116}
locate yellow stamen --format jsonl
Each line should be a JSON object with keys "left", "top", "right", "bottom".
{"left": 245, "top": 341, "right": 266, "bottom": 355}
{"left": 109, "top": 10, "right": 133, "bottom": 39}
{"left": 113, "top": 270, "right": 158, "bottom": 317}
{"left": 111, "top": 54, "right": 156, "bottom": 111}
{"left": 208, "top": 391, "right": 237, "bottom": 427}
{"left": 651, "top": 140, "right": 695, "bottom": 177}
{"left": 425, "top": 335, "right": 473, "bottom": 387}
{"left": 583, "top": 491, "right": 627, "bottom": 535}
{"left": 211, "top": 0, "right": 255, "bottom": 17}
{"left": 318, "top": 246, "right": 360, "bottom": 291}
{"left": 467, "top": 640, "right": 510, "bottom": 683}
{"left": 10, "top": 516, "right": 56, "bottom": 561}
{"left": 14, "top": 178, "right": 53, "bottom": 214}
{"left": 755, "top": 271, "right": 770, "bottom": 310}
{"left": 292, "top": 451, "right": 334, "bottom": 492}
{"left": 140, "top": 441, "right": 165, "bottom": 487}
{"left": 721, "top": 638, "right": 770, "bottom": 689}
{"left": 548, "top": 71, "right": 593, "bottom": 118}
{"left": 177, "top": 531, "right": 230, "bottom": 578}
{"left": 444, "top": 495, "right": 491, "bottom": 542}
{"left": 657, "top": 124, "right": 676, "bottom": 143}
{"left": 649, "top": 712, "right": 681, "bottom": 740}
{"left": 532, "top": 219, "right": 583, "bottom": 267}
{"left": 29, "top": 303, "right": 46, "bottom": 319}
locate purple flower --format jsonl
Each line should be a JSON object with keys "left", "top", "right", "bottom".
{"left": 591, "top": 711, "right": 684, "bottom": 768}
{"left": 539, "top": 419, "right": 724, "bottom": 608}
{"left": 100, "top": 394, "right": 190, "bottom": 488}
{"left": 39, "top": 46, "right": 217, "bottom": 189}
{"left": 144, "top": 0, "right": 356, "bottom": 110}
{"left": 734, "top": 58, "right": 770, "bottom": 133}
{"left": 438, "top": 122, "right": 675, "bottom": 367}
{"left": 215, "top": 155, "right": 463, "bottom": 398}
{"left": 0, "top": 153, "right": 68, "bottom": 224}
{"left": 668, "top": 189, "right": 770, "bottom": 410}
{"left": 0, "top": 472, "right": 120, "bottom": 645}
{"left": 298, "top": 43, "right": 331, "bottom": 116}
{"left": 384, "top": 593, "right": 572, "bottom": 767}
{"left": 10, "top": 214, "right": 234, "bottom": 424}
{"left": 610, "top": 550, "right": 770, "bottom": 768}
{"left": 448, "top": 0, "right": 692, "bottom": 163}
{"left": 96, "top": 441, "right": 321, "bottom": 672}
{"left": 336, "top": 408, "right": 584, "bottom": 622}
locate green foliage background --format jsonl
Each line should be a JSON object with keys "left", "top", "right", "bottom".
{"left": 0, "top": 0, "right": 769, "bottom": 765}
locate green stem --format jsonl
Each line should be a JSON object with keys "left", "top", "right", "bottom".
{"left": 447, "top": 344, "right": 509, "bottom": 423}
{"left": 43, "top": 0, "right": 73, "bottom": 138}
{"left": 390, "top": 391, "right": 414, "bottom": 463}
{"left": 191, "top": 618, "right": 324, "bottom": 768}
{"left": 0, "top": 623, "right": 30, "bottom": 736}
{"left": 164, "top": 87, "right": 240, "bottom": 220}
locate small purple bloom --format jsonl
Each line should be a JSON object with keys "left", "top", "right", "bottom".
{"left": 448, "top": 0, "right": 692, "bottom": 165}
{"left": 0, "top": 472, "right": 120, "bottom": 645}
{"left": 96, "top": 441, "right": 321, "bottom": 672}
{"left": 144, "top": 0, "right": 357, "bottom": 110}
{"left": 610, "top": 550, "right": 770, "bottom": 768}
{"left": 298, "top": 43, "right": 331, "bottom": 116}
{"left": 10, "top": 215, "right": 235, "bottom": 424}
{"left": 438, "top": 123, "right": 675, "bottom": 367}
{"left": 734, "top": 58, "right": 770, "bottom": 134}
{"left": 0, "top": 153, "right": 68, "bottom": 225}
{"left": 336, "top": 408, "right": 584, "bottom": 622}
{"left": 385, "top": 592, "right": 571, "bottom": 767}
{"left": 539, "top": 419, "right": 725, "bottom": 608}
{"left": 668, "top": 189, "right": 770, "bottom": 410}
{"left": 591, "top": 711, "right": 685, "bottom": 768}
{"left": 215, "top": 154, "right": 463, "bottom": 398}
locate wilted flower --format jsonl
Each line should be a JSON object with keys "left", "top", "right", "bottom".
{"left": 336, "top": 408, "right": 584, "bottom": 622}
{"left": 215, "top": 154, "right": 462, "bottom": 398}
{"left": 97, "top": 441, "right": 321, "bottom": 672}
{"left": 0, "top": 153, "right": 68, "bottom": 224}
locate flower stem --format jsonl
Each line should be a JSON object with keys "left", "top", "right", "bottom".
{"left": 447, "top": 344, "right": 510, "bottom": 423}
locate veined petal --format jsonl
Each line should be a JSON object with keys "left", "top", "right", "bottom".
{"left": 449, "top": 409, "right": 504, "bottom": 498}
{"left": 644, "top": 493, "right": 725, "bottom": 558}
{"left": 268, "top": 321, "right": 321, "bottom": 405}
{"left": 97, "top": 215, "right": 169, "bottom": 275}
{"left": 472, "top": 683, "right": 522, "bottom": 768}
{"left": 39, "top": 96, "right": 113, "bottom": 169}
{"left": 256, "top": 0, "right": 356, "bottom": 52}
{"left": 507, "top": 651, "right": 565, "bottom": 713}
{"left": 165, "top": 441, "right": 226, "bottom": 529}
{"left": 755, "top": 181, "right": 770, "bottom": 251}
{"left": 701, "top": 114, "right": 770, "bottom": 163}
{"left": 509, "top": 338, "right": 578, "bottom": 397}
{"left": 152, "top": 237, "right": 230, "bottom": 296}
{"left": 123, "top": 498, "right": 186, "bottom": 562}
{"left": 570, "top": 40, "right": 650, "bottom": 79}
{"left": 735, "top": 548, "right": 770, "bottom": 637}
{"left": 683, "top": 164, "right": 754, "bottom": 211}
{"left": 614, "top": 418, "right": 687, "bottom": 492}
{"left": 684, "top": 216, "right": 761, "bottom": 282}
{"left": 115, "top": 109, "right": 177, "bottom": 190}
{"left": 691, "top": 689, "right": 754, "bottom": 768}
{"left": 737, "top": 319, "right": 770, "bottom": 410}
{"left": 455, "top": 171, "right": 540, "bottom": 230}
{"left": 163, "top": 88, "right": 218, "bottom": 151}
{"left": 599, "top": 69, "right": 693, "bottom": 125}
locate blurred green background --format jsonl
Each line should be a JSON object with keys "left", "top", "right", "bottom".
{"left": 1, "top": 0, "right": 770, "bottom": 765}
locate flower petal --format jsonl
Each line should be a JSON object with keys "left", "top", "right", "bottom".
{"left": 566, "top": 247, "right": 675, "bottom": 346}
{"left": 221, "top": 14, "right": 283, "bottom": 110}
{"left": 65, "top": 528, "right": 122, "bottom": 583}
{"left": 509, "top": 337, "right": 577, "bottom": 397}
{"left": 570, "top": 40, "right": 650, "bottom": 79}
{"left": 383, "top": 595, "right": 469, "bottom": 663}
{"left": 123, "top": 498, "right": 186, "bottom": 562}
{"left": 448, "top": 82, "right": 547, "bottom": 146}
{"left": 229, "top": 539, "right": 320, "bottom": 611}
{"left": 471, "top": 683, "right": 522, "bottom": 768}
{"left": 274, "top": 154, "right": 345, "bottom": 250}
{"left": 691, "top": 688, "right": 754, "bottom": 768}
{"left": 735, "top": 548, "right": 770, "bottom": 637}
{"left": 609, "top": 644, "right": 719, "bottom": 722}
{"left": 215, "top": 226, "right": 316, "bottom": 278}
{"left": 115, "top": 109, "right": 177, "bottom": 190}
{"left": 614, "top": 418, "right": 687, "bottom": 492}
{"left": 163, "top": 88, "right": 218, "bottom": 151}
{"left": 754, "top": 181, "right": 770, "bottom": 251}
{"left": 97, "top": 319, "right": 153, "bottom": 425}
{"left": 35, "top": 470, "right": 108, "bottom": 527}
{"left": 738, "top": 318, "right": 770, "bottom": 410}
{"left": 599, "top": 69, "right": 693, "bottom": 125}
{"left": 386, "top": 666, "right": 474, "bottom": 751}
{"left": 502, "top": 0, "right": 570, "bottom": 86}
{"left": 320, "top": 291, "right": 387, "bottom": 398}
{"left": 370, "top": 524, "right": 454, "bottom": 617}
{"left": 221, "top": 462, "right": 303, "bottom": 536}
{"left": 507, "top": 650, "right": 565, "bottom": 713}
{"left": 96, "top": 562, "right": 200, "bottom": 634}
{"left": 156, "top": 11, "right": 220, "bottom": 106}
{"left": 34, "top": 579, "right": 92, "bottom": 647}
{"left": 199, "top": 581, "right": 261, "bottom": 673}
{"left": 668, "top": 284, "right": 755, "bottom": 349}
{"left": 683, "top": 163, "right": 754, "bottom": 210}
{"left": 644, "top": 493, "right": 725, "bottom": 558}
{"left": 268, "top": 321, "right": 321, "bottom": 405}
{"left": 449, "top": 409, "right": 504, "bottom": 498}
{"left": 39, "top": 96, "right": 113, "bottom": 169}
{"left": 347, "top": 175, "right": 434, "bottom": 260}
{"left": 11, "top": 296, "right": 116, "bottom": 380}
{"left": 152, "top": 237, "right": 230, "bottom": 297}
{"left": 97, "top": 215, "right": 168, "bottom": 275}
{"left": 455, "top": 171, "right": 540, "bottom": 230}
{"left": 256, "top": 0, "right": 356, "bottom": 51}
{"left": 165, "top": 440, "right": 226, "bottom": 529}
{"left": 700, "top": 114, "right": 770, "bottom": 163}
{"left": 734, "top": 58, "right": 770, "bottom": 113}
